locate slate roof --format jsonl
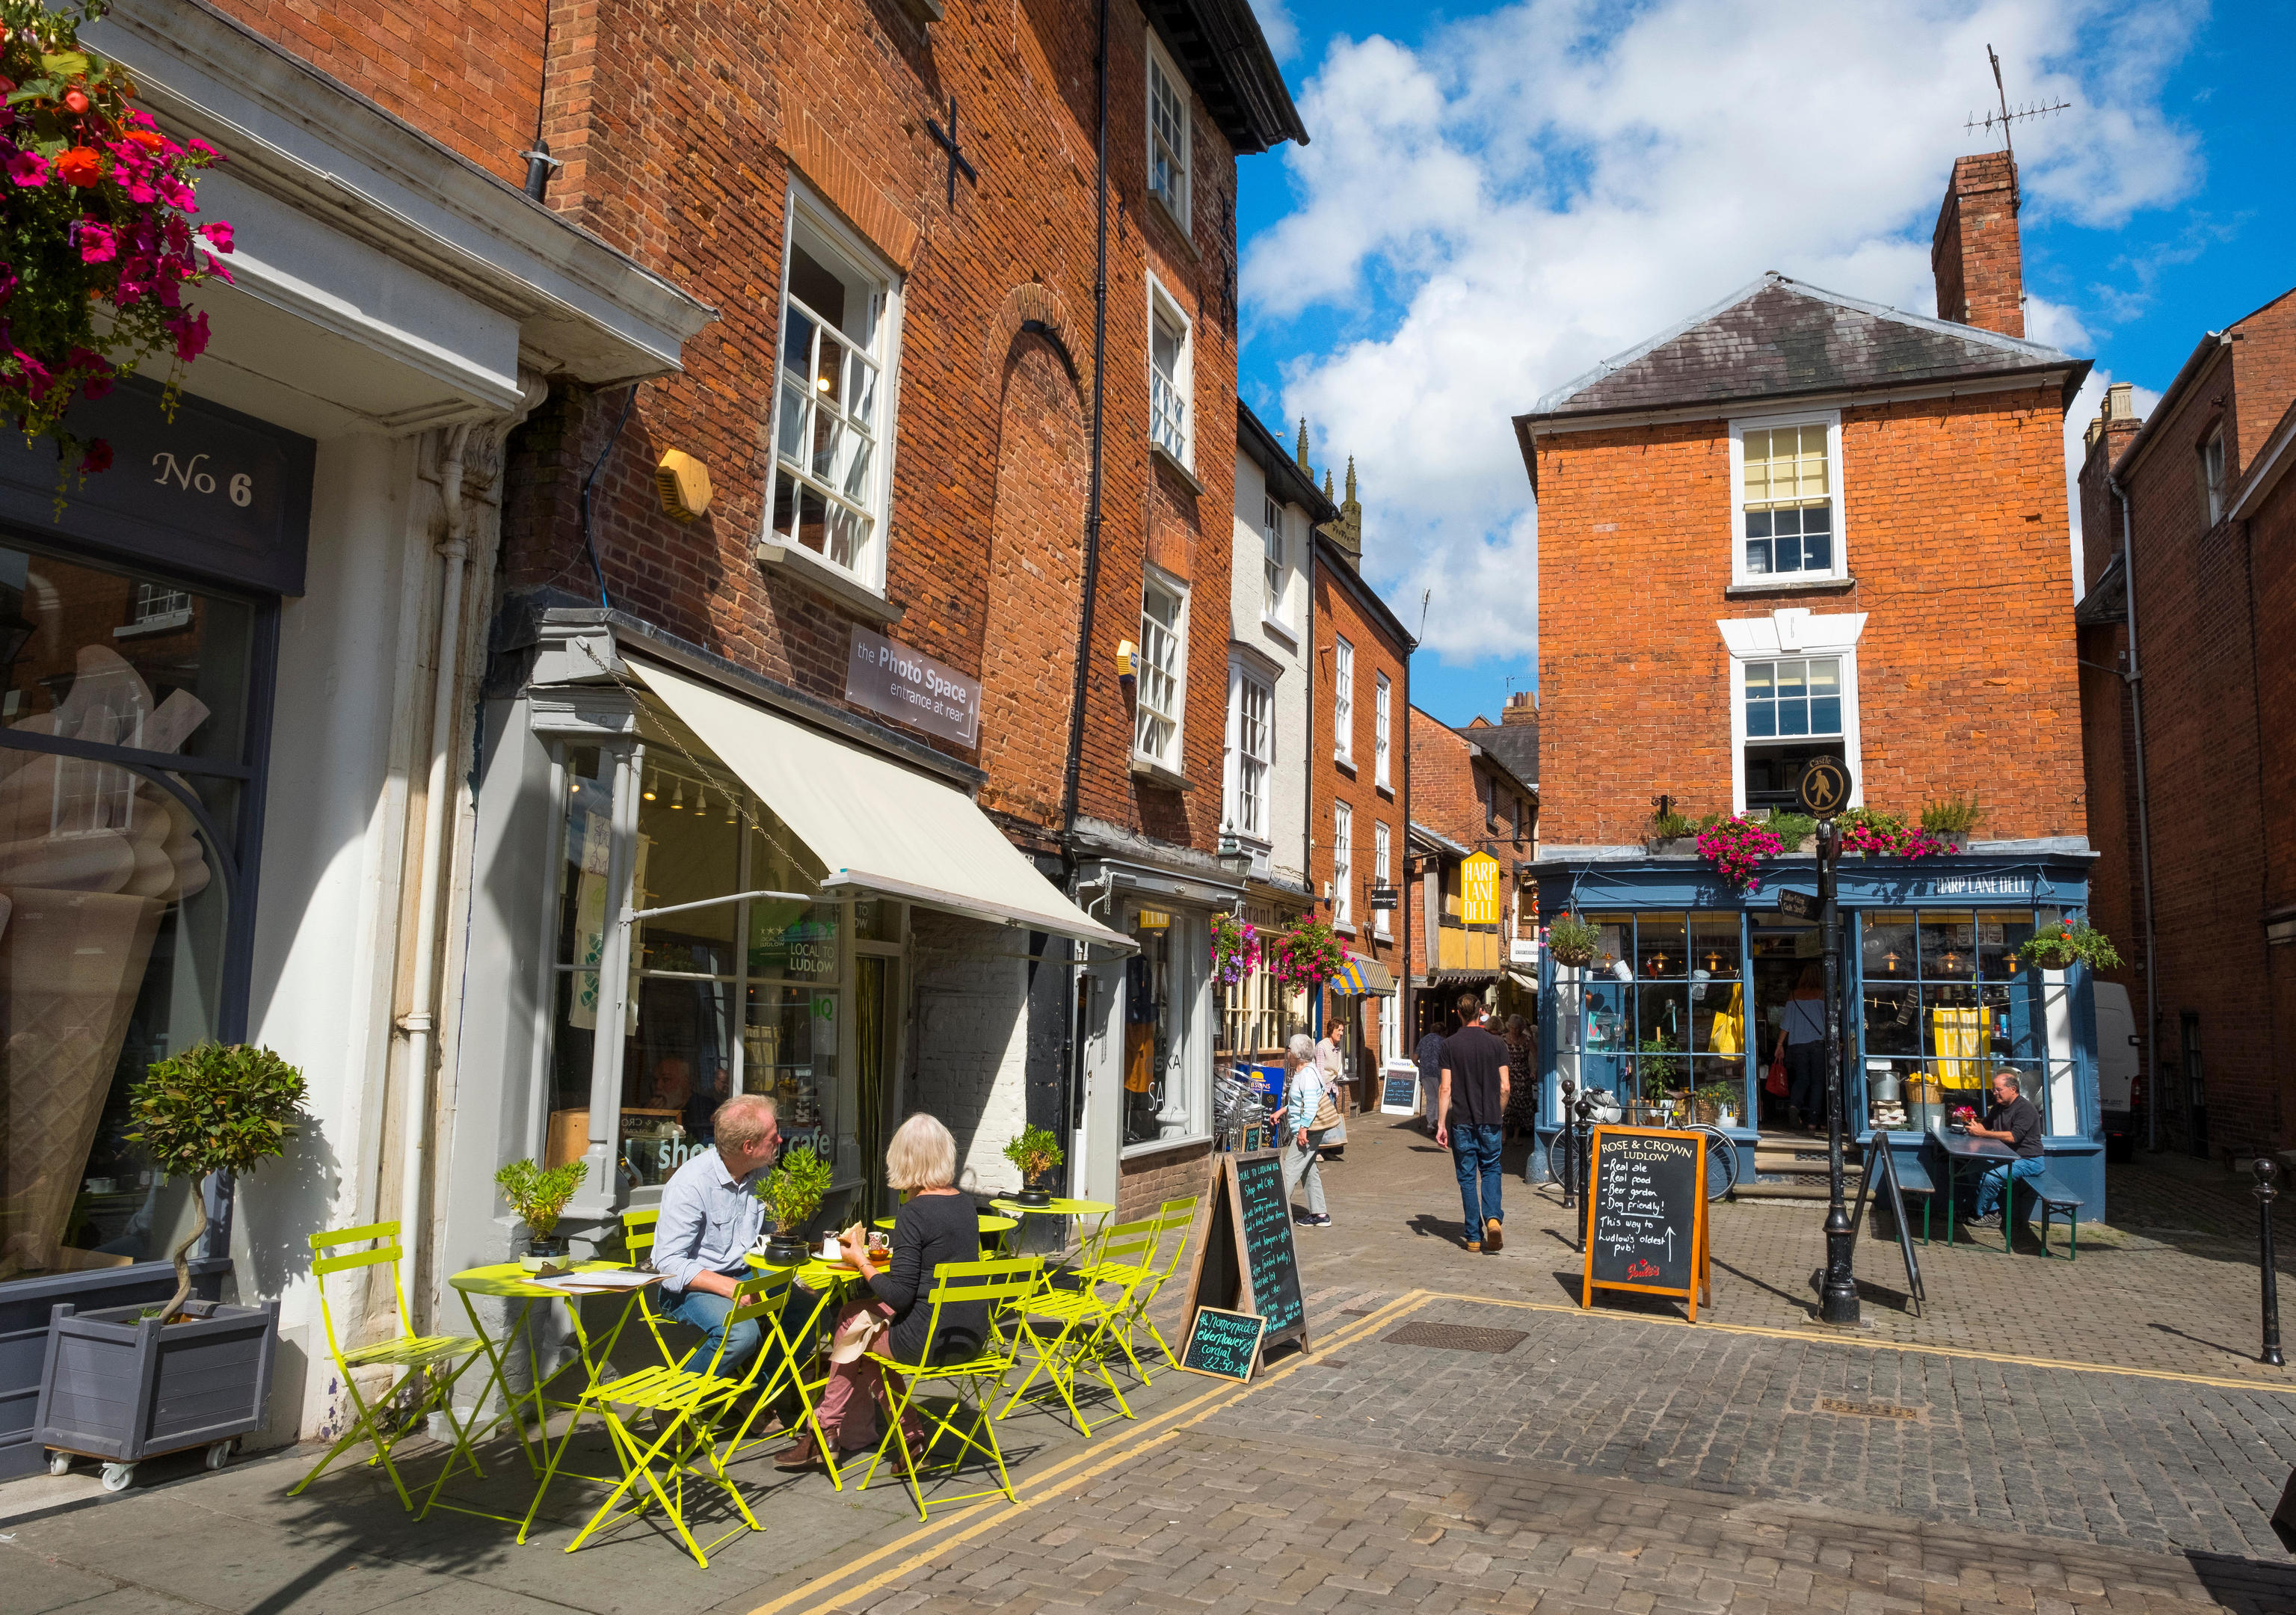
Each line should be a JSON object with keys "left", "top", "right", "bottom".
{"left": 1518, "top": 273, "right": 2088, "bottom": 428}
{"left": 1460, "top": 720, "right": 1539, "bottom": 792}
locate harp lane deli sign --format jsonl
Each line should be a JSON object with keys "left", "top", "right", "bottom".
{"left": 845, "top": 626, "right": 982, "bottom": 746}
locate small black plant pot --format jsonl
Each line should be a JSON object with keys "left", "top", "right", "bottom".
{"left": 763, "top": 1234, "right": 811, "bottom": 1267}
{"left": 1012, "top": 1186, "right": 1053, "bottom": 1208}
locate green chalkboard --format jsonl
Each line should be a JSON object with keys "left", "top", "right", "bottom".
{"left": 1179, "top": 1305, "right": 1267, "bottom": 1382}
{"left": 1181, "top": 1151, "right": 1312, "bottom": 1365}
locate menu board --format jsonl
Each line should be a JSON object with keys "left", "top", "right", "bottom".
{"left": 1179, "top": 1151, "right": 1311, "bottom": 1366}
{"left": 1379, "top": 1062, "right": 1420, "bottom": 1115}
{"left": 1581, "top": 1125, "right": 1711, "bottom": 1320}
{"left": 1178, "top": 1306, "right": 1268, "bottom": 1382}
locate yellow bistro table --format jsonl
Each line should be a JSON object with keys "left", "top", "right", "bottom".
{"left": 990, "top": 1196, "right": 1114, "bottom": 1263}
{"left": 872, "top": 1212, "right": 1020, "bottom": 1255}
{"left": 437, "top": 1261, "right": 658, "bottom": 1536}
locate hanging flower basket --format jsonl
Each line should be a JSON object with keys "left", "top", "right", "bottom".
{"left": 1545, "top": 911, "right": 1599, "bottom": 968}
{"left": 1696, "top": 817, "right": 1784, "bottom": 894}
{"left": 1268, "top": 917, "right": 1345, "bottom": 989}
{"left": 0, "top": 1, "right": 233, "bottom": 479}
{"left": 1210, "top": 911, "right": 1258, "bottom": 986}
{"left": 2017, "top": 919, "right": 2122, "bottom": 973}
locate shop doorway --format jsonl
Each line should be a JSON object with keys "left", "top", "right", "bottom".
{"left": 853, "top": 953, "right": 896, "bottom": 1222}
{"left": 1747, "top": 915, "right": 1819, "bottom": 1131}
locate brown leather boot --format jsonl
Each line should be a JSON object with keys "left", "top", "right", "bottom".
{"left": 1485, "top": 1218, "right": 1504, "bottom": 1252}
{"left": 771, "top": 1432, "right": 822, "bottom": 1471}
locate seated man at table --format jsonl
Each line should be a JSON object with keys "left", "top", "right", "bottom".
{"left": 1964, "top": 1071, "right": 2046, "bottom": 1229}
{"left": 653, "top": 1092, "right": 781, "bottom": 1371}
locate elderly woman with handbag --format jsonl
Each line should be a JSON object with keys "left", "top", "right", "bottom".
{"left": 1281, "top": 1033, "right": 1339, "bottom": 1228}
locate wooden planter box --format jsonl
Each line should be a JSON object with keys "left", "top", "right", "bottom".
{"left": 34, "top": 1298, "right": 278, "bottom": 1477}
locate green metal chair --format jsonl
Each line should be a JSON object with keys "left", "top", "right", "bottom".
{"left": 859, "top": 1257, "right": 1042, "bottom": 1519}
{"left": 618, "top": 1207, "right": 698, "bottom": 1370}
{"left": 998, "top": 1222, "right": 1160, "bottom": 1430}
{"left": 1071, "top": 1194, "right": 1198, "bottom": 1378}
{"left": 290, "top": 1220, "right": 490, "bottom": 1511}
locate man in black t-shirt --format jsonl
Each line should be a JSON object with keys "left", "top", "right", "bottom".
{"left": 1966, "top": 1070, "right": 2046, "bottom": 1227}
{"left": 1437, "top": 994, "right": 1510, "bottom": 1252}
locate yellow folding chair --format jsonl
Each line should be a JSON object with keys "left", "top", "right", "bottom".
{"left": 618, "top": 1208, "right": 695, "bottom": 1371}
{"left": 551, "top": 1266, "right": 824, "bottom": 1568}
{"left": 860, "top": 1257, "right": 1041, "bottom": 1520}
{"left": 997, "top": 1223, "right": 1157, "bottom": 1431}
{"left": 290, "top": 1220, "right": 490, "bottom": 1510}
{"left": 1068, "top": 1197, "right": 1195, "bottom": 1380}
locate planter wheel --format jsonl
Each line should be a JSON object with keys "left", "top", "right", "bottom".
{"left": 205, "top": 1439, "right": 234, "bottom": 1471}
{"left": 46, "top": 1451, "right": 71, "bottom": 1477}
{"left": 100, "top": 1462, "right": 134, "bottom": 1492}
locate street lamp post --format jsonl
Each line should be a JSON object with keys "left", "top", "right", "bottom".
{"left": 2257, "top": 1155, "right": 2285, "bottom": 1368}
{"left": 1816, "top": 813, "right": 1861, "bottom": 1325}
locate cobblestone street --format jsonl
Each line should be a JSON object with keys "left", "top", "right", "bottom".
{"left": 7, "top": 1119, "right": 2295, "bottom": 1614}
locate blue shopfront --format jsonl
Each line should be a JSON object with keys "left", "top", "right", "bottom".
{"left": 1530, "top": 846, "right": 2107, "bottom": 1218}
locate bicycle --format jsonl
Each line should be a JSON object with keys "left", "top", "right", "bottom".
{"left": 1683, "top": 1123, "right": 1741, "bottom": 1202}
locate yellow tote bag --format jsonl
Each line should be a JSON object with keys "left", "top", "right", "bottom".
{"left": 1708, "top": 984, "right": 1743, "bottom": 1055}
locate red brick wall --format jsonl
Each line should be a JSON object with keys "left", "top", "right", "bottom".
{"left": 207, "top": 0, "right": 544, "bottom": 189}
{"left": 1931, "top": 152, "right": 2025, "bottom": 339}
{"left": 1533, "top": 384, "right": 2080, "bottom": 844}
{"left": 2251, "top": 437, "right": 2296, "bottom": 1153}
{"left": 490, "top": 0, "right": 1244, "bottom": 857}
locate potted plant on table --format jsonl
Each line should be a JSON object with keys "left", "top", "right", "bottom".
{"left": 494, "top": 1157, "right": 588, "bottom": 1270}
{"left": 760, "top": 1142, "right": 832, "bottom": 1266}
{"left": 35, "top": 1043, "right": 304, "bottom": 1490}
{"left": 1003, "top": 1125, "right": 1065, "bottom": 1208}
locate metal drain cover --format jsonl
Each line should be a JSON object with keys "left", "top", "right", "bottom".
{"left": 1382, "top": 1322, "right": 1527, "bottom": 1353}
{"left": 1819, "top": 1397, "right": 1924, "bottom": 1420}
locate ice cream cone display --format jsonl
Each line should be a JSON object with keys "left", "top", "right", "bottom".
{"left": 0, "top": 645, "right": 213, "bottom": 1279}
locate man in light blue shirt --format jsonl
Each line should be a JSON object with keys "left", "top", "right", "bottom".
{"left": 653, "top": 1092, "right": 781, "bottom": 1371}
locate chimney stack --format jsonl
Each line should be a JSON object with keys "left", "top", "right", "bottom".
{"left": 1931, "top": 152, "right": 2025, "bottom": 339}
{"left": 1502, "top": 691, "right": 1538, "bottom": 727}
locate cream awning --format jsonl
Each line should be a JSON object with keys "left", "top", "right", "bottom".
{"left": 630, "top": 657, "right": 1130, "bottom": 950}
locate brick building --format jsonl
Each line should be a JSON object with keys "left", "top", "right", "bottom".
{"left": 1406, "top": 697, "right": 1539, "bottom": 1043}
{"left": 1307, "top": 464, "right": 1416, "bottom": 1099}
{"left": 1510, "top": 154, "right": 2114, "bottom": 1210}
{"left": 2073, "top": 289, "right": 2296, "bottom": 1159}
{"left": 0, "top": 0, "right": 1305, "bottom": 1468}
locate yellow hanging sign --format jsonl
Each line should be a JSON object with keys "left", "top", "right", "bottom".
{"left": 1461, "top": 852, "right": 1504, "bottom": 926}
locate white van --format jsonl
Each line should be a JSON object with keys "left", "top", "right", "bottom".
{"left": 2094, "top": 981, "right": 2138, "bottom": 1158}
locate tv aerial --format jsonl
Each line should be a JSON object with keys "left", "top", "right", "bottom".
{"left": 1965, "top": 44, "right": 2071, "bottom": 158}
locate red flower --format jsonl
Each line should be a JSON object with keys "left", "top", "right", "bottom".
{"left": 54, "top": 147, "right": 103, "bottom": 187}
{"left": 79, "top": 438, "right": 111, "bottom": 474}
{"left": 124, "top": 129, "right": 163, "bottom": 152}
{"left": 62, "top": 88, "right": 90, "bottom": 115}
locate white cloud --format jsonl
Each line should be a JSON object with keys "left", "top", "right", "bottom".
{"left": 1243, "top": 0, "right": 2202, "bottom": 666}
{"left": 1247, "top": 0, "right": 1299, "bottom": 62}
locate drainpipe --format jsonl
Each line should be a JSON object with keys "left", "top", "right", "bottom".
{"left": 398, "top": 423, "right": 474, "bottom": 1280}
{"left": 2111, "top": 476, "right": 2159, "bottom": 1152}
{"left": 1053, "top": 0, "right": 1112, "bottom": 1199}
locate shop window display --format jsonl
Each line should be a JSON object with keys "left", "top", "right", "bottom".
{"left": 1123, "top": 911, "right": 1172, "bottom": 1147}
{"left": 1859, "top": 908, "right": 2043, "bottom": 1130}
{"left": 0, "top": 547, "right": 251, "bottom": 1282}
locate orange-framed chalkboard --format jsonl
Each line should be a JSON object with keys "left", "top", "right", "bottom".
{"left": 1581, "top": 1125, "right": 1712, "bottom": 1320}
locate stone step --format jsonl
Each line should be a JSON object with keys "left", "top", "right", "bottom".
{"left": 1732, "top": 1179, "right": 1840, "bottom": 1200}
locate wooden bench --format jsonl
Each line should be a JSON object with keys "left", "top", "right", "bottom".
{"left": 2019, "top": 1169, "right": 2084, "bottom": 1260}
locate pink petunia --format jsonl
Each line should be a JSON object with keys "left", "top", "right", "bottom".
{"left": 76, "top": 221, "right": 114, "bottom": 262}
{"left": 198, "top": 218, "right": 232, "bottom": 253}
{"left": 170, "top": 310, "right": 209, "bottom": 360}
{"left": 79, "top": 438, "right": 111, "bottom": 475}
{"left": 6, "top": 149, "right": 46, "bottom": 187}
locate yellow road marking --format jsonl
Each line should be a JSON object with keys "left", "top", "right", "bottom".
{"left": 750, "top": 1291, "right": 1429, "bottom": 1615}
{"left": 1418, "top": 1289, "right": 2296, "bottom": 1394}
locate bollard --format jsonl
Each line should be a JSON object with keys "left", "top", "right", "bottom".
{"left": 2257, "top": 1156, "right": 2285, "bottom": 1368}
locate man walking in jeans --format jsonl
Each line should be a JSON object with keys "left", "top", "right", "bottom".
{"left": 1436, "top": 993, "right": 1509, "bottom": 1252}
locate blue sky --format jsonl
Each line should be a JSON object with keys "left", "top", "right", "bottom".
{"left": 1237, "top": 0, "right": 2294, "bottom": 728}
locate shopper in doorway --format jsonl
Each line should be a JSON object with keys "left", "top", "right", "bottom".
{"left": 1501, "top": 1014, "right": 1537, "bottom": 1138}
{"left": 1965, "top": 1070, "right": 2047, "bottom": 1231}
{"left": 1415, "top": 1015, "right": 1456, "bottom": 1136}
{"left": 1280, "top": 1033, "right": 1334, "bottom": 1227}
{"left": 1774, "top": 964, "right": 1829, "bottom": 1130}
{"left": 1437, "top": 994, "right": 1509, "bottom": 1252}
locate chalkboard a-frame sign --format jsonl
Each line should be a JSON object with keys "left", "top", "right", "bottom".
{"left": 1178, "top": 1305, "right": 1267, "bottom": 1382}
{"left": 1179, "top": 1151, "right": 1311, "bottom": 1369}
{"left": 1581, "top": 1125, "right": 1712, "bottom": 1320}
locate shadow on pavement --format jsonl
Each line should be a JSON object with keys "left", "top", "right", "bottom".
{"left": 2182, "top": 1548, "right": 2296, "bottom": 1612}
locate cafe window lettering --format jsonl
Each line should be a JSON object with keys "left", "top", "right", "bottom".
{"left": 0, "top": 544, "right": 259, "bottom": 1285}
{"left": 547, "top": 718, "right": 905, "bottom": 1199}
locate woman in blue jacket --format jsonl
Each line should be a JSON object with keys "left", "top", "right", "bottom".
{"left": 1281, "top": 1033, "right": 1333, "bottom": 1228}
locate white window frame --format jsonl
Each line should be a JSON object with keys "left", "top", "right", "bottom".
{"left": 1332, "top": 636, "right": 1354, "bottom": 766}
{"left": 1373, "top": 819, "right": 1392, "bottom": 938}
{"left": 762, "top": 187, "right": 905, "bottom": 594}
{"left": 1134, "top": 570, "right": 1188, "bottom": 769}
{"left": 1262, "top": 492, "right": 1285, "bottom": 624}
{"left": 1222, "top": 659, "right": 1273, "bottom": 844}
{"left": 1373, "top": 673, "right": 1391, "bottom": 791}
{"left": 1147, "top": 274, "right": 1192, "bottom": 469}
{"left": 2201, "top": 428, "right": 2228, "bottom": 524}
{"left": 1728, "top": 408, "right": 1845, "bottom": 588}
{"left": 1718, "top": 609, "right": 1868, "bottom": 815}
{"left": 1145, "top": 32, "right": 1191, "bottom": 232}
{"left": 1332, "top": 799, "right": 1353, "bottom": 931}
